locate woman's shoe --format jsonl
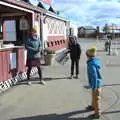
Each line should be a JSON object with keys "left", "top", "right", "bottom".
{"left": 69, "top": 75, "right": 73, "bottom": 79}
{"left": 40, "top": 80, "right": 46, "bottom": 85}
{"left": 27, "top": 81, "right": 32, "bottom": 85}
{"left": 75, "top": 75, "right": 78, "bottom": 79}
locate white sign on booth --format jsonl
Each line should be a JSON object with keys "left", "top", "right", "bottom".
{"left": 20, "top": 16, "right": 29, "bottom": 30}
{"left": 43, "top": 23, "right": 48, "bottom": 49}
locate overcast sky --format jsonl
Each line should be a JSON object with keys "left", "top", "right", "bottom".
{"left": 31, "top": 0, "right": 120, "bottom": 28}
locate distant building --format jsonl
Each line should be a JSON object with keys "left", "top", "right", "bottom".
{"left": 78, "top": 26, "right": 97, "bottom": 38}
{"left": 102, "top": 24, "right": 120, "bottom": 38}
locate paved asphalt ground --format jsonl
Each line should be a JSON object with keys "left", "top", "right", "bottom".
{"left": 0, "top": 38, "right": 120, "bottom": 120}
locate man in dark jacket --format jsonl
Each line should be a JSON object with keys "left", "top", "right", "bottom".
{"left": 68, "top": 36, "right": 81, "bottom": 79}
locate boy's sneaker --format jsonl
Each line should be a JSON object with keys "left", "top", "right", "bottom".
{"left": 86, "top": 105, "right": 94, "bottom": 111}
{"left": 88, "top": 113, "right": 101, "bottom": 119}
{"left": 40, "top": 80, "right": 46, "bottom": 85}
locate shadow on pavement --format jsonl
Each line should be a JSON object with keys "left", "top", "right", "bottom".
{"left": 103, "top": 110, "right": 120, "bottom": 115}
{"left": 84, "top": 83, "right": 120, "bottom": 89}
{"left": 103, "top": 84, "right": 120, "bottom": 86}
{"left": 43, "top": 77, "right": 70, "bottom": 81}
{"left": 11, "top": 110, "right": 91, "bottom": 120}
{"left": 97, "top": 49, "right": 105, "bottom": 52}
{"left": 15, "top": 77, "right": 70, "bottom": 86}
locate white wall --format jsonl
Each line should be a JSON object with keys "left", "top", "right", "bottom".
{"left": 70, "top": 22, "right": 78, "bottom": 36}
{"left": 43, "top": 23, "right": 48, "bottom": 49}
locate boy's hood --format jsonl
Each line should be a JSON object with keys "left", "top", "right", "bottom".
{"left": 87, "top": 57, "right": 101, "bottom": 68}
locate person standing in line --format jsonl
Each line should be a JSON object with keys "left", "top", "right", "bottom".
{"left": 107, "top": 34, "right": 112, "bottom": 55}
{"left": 86, "top": 47, "right": 103, "bottom": 119}
{"left": 25, "top": 28, "right": 45, "bottom": 85}
{"left": 105, "top": 37, "right": 111, "bottom": 54}
{"left": 68, "top": 36, "right": 81, "bottom": 79}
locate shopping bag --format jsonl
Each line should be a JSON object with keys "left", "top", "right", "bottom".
{"left": 55, "top": 49, "right": 69, "bottom": 65}
{"left": 60, "top": 55, "right": 69, "bottom": 65}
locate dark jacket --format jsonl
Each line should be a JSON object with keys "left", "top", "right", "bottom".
{"left": 87, "top": 57, "right": 103, "bottom": 90}
{"left": 68, "top": 42, "right": 81, "bottom": 60}
{"left": 25, "top": 37, "right": 41, "bottom": 60}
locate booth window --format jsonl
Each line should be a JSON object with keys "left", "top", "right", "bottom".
{"left": 3, "top": 20, "right": 16, "bottom": 41}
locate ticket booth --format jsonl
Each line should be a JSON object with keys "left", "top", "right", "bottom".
{"left": 0, "top": 0, "right": 40, "bottom": 83}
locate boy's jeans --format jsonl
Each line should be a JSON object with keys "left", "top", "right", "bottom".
{"left": 92, "top": 88, "right": 101, "bottom": 115}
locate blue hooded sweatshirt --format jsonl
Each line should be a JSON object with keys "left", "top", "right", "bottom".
{"left": 87, "top": 57, "right": 103, "bottom": 90}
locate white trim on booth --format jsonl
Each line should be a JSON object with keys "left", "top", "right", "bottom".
{"left": 0, "top": 1, "right": 34, "bottom": 13}
{"left": 0, "top": 1, "right": 34, "bottom": 27}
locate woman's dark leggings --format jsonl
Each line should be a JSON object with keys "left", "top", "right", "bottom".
{"left": 71, "top": 59, "right": 79, "bottom": 76}
{"left": 27, "top": 66, "right": 42, "bottom": 81}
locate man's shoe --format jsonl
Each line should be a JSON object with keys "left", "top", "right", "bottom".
{"left": 88, "top": 113, "right": 101, "bottom": 119}
{"left": 86, "top": 105, "right": 94, "bottom": 111}
{"left": 40, "top": 80, "right": 46, "bottom": 85}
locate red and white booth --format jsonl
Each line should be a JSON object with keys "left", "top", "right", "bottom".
{"left": 0, "top": 0, "right": 69, "bottom": 91}
{"left": 42, "top": 12, "right": 67, "bottom": 51}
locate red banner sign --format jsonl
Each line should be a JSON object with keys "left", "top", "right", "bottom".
{"left": 40, "top": 0, "right": 52, "bottom": 5}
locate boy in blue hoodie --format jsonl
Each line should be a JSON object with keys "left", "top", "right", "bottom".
{"left": 86, "top": 47, "right": 103, "bottom": 119}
